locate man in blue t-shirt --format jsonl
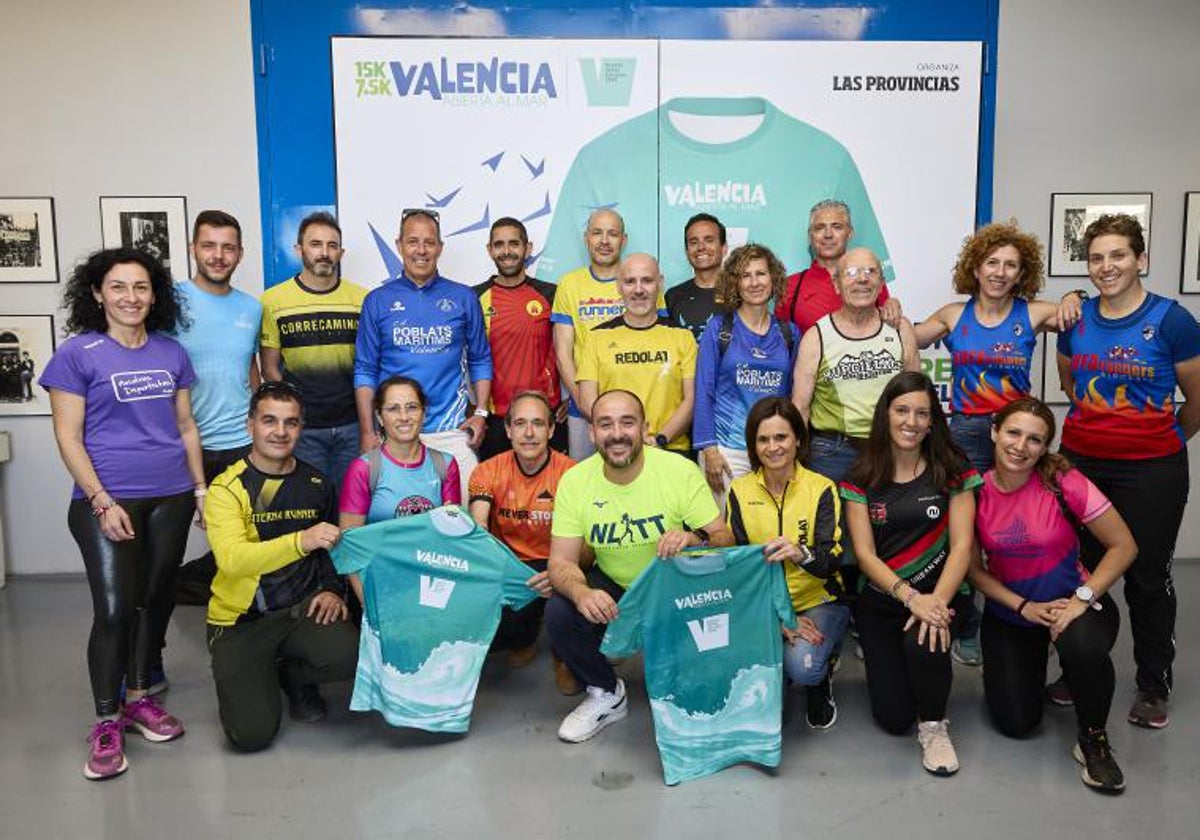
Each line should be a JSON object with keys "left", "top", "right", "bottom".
{"left": 174, "top": 210, "right": 263, "bottom": 610}
{"left": 353, "top": 209, "right": 493, "bottom": 499}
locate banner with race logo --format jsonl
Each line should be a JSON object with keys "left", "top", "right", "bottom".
{"left": 332, "top": 37, "right": 982, "bottom": 330}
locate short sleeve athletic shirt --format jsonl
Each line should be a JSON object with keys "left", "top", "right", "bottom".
{"left": 975, "top": 468, "right": 1109, "bottom": 627}
{"left": 666, "top": 279, "right": 719, "bottom": 342}
{"left": 692, "top": 314, "right": 796, "bottom": 450}
{"left": 1056, "top": 293, "right": 1200, "bottom": 459}
{"left": 810, "top": 314, "right": 905, "bottom": 437}
{"left": 173, "top": 280, "right": 261, "bottom": 449}
{"left": 577, "top": 316, "right": 697, "bottom": 451}
{"left": 339, "top": 445, "right": 461, "bottom": 523}
{"left": 776, "top": 262, "right": 891, "bottom": 335}
{"left": 552, "top": 447, "right": 719, "bottom": 588}
{"left": 259, "top": 275, "right": 367, "bottom": 429}
{"left": 39, "top": 332, "right": 196, "bottom": 499}
{"left": 602, "top": 546, "right": 796, "bottom": 785}
{"left": 330, "top": 507, "right": 537, "bottom": 732}
{"left": 468, "top": 449, "right": 576, "bottom": 562}
{"left": 537, "top": 97, "right": 890, "bottom": 287}
{"left": 840, "top": 467, "right": 981, "bottom": 596}
{"left": 943, "top": 298, "right": 1037, "bottom": 415}
{"left": 473, "top": 275, "right": 560, "bottom": 414}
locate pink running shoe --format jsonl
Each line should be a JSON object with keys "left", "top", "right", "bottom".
{"left": 122, "top": 696, "right": 185, "bottom": 743}
{"left": 84, "top": 719, "right": 128, "bottom": 780}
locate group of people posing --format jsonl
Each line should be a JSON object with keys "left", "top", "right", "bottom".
{"left": 42, "top": 200, "right": 1199, "bottom": 795}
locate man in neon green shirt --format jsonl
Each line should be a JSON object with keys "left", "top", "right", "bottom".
{"left": 545, "top": 389, "right": 732, "bottom": 743}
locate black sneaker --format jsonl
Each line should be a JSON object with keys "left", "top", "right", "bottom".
{"left": 806, "top": 672, "right": 837, "bottom": 730}
{"left": 1073, "top": 729, "right": 1125, "bottom": 794}
{"left": 287, "top": 684, "right": 328, "bottom": 723}
{"left": 1045, "top": 676, "right": 1074, "bottom": 707}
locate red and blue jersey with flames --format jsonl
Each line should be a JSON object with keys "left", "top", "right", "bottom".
{"left": 1057, "top": 293, "right": 1200, "bottom": 459}
{"left": 944, "top": 298, "right": 1037, "bottom": 415}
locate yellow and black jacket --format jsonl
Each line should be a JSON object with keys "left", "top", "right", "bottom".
{"left": 727, "top": 463, "right": 844, "bottom": 613}
{"left": 205, "top": 458, "right": 342, "bottom": 626}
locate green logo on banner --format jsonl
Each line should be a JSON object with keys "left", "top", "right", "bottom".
{"left": 579, "top": 58, "right": 637, "bottom": 106}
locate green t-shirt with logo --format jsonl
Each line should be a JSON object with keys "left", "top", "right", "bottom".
{"left": 538, "top": 96, "right": 890, "bottom": 286}
{"left": 551, "top": 447, "right": 719, "bottom": 588}
{"left": 602, "top": 545, "right": 796, "bottom": 785}
{"left": 331, "top": 506, "right": 536, "bottom": 733}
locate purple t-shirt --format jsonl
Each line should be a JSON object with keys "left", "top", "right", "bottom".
{"left": 39, "top": 332, "right": 196, "bottom": 499}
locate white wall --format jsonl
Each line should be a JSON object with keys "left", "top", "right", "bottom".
{"left": 0, "top": 1, "right": 262, "bottom": 574}
{"left": 993, "top": 0, "right": 1200, "bottom": 558}
{"left": 2, "top": 0, "right": 1198, "bottom": 574}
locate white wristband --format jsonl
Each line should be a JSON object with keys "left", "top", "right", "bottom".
{"left": 473, "top": 408, "right": 489, "bottom": 418}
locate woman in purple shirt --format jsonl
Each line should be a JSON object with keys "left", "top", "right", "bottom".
{"left": 40, "top": 248, "right": 205, "bottom": 781}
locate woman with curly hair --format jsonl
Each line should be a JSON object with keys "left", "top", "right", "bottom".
{"left": 39, "top": 248, "right": 205, "bottom": 781}
{"left": 840, "top": 372, "right": 979, "bottom": 777}
{"left": 693, "top": 243, "right": 797, "bottom": 509}
{"left": 971, "top": 397, "right": 1134, "bottom": 793}
{"left": 914, "top": 221, "right": 1074, "bottom": 472}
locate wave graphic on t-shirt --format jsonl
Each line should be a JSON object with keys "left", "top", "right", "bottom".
{"left": 648, "top": 663, "right": 783, "bottom": 785}
{"left": 350, "top": 620, "right": 488, "bottom": 733}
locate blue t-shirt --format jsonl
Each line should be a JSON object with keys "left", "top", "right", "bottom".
{"left": 353, "top": 273, "right": 493, "bottom": 432}
{"left": 693, "top": 314, "right": 796, "bottom": 450}
{"left": 602, "top": 546, "right": 796, "bottom": 786}
{"left": 173, "top": 280, "right": 261, "bottom": 449}
{"left": 943, "top": 298, "right": 1037, "bottom": 415}
{"left": 331, "top": 506, "right": 536, "bottom": 733}
{"left": 39, "top": 332, "right": 196, "bottom": 499}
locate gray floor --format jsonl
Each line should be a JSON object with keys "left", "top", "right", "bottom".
{"left": 0, "top": 570, "right": 1196, "bottom": 840}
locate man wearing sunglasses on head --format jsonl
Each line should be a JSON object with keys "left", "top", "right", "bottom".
{"left": 353, "top": 208, "right": 493, "bottom": 498}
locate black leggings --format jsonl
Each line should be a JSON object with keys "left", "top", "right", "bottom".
{"left": 981, "top": 596, "right": 1119, "bottom": 736}
{"left": 1063, "top": 448, "right": 1188, "bottom": 697}
{"left": 857, "top": 590, "right": 967, "bottom": 734}
{"left": 69, "top": 492, "right": 194, "bottom": 716}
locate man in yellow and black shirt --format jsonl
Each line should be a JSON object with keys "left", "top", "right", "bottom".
{"left": 205, "top": 381, "right": 357, "bottom": 752}
{"left": 260, "top": 211, "right": 367, "bottom": 488}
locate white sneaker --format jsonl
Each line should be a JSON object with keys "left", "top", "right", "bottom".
{"left": 917, "top": 719, "right": 959, "bottom": 776}
{"left": 557, "top": 679, "right": 628, "bottom": 743}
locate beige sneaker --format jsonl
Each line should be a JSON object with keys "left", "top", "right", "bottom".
{"left": 917, "top": 719, "right": 959, "bottom": 776}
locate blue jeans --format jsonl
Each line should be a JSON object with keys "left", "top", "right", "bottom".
{"left": 949, "top": 412, "right": 995, "bottom": 473}
{"left": 294, "top": 421, "right": 360, "bottom": 491}
{"left": 783, "top": 601, "right": 850, "bottom": 686}
{"left": 807, "top": 431, "right": 862, "bottom": 484}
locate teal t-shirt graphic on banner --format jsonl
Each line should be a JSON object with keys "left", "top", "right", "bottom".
{"left": 601, "top": 545, "right": 796, "bottom": 785}
{"left": 538, "top": 97, "right": 890, "bottom": 285}
{"left": 331, "top": 506, "right": 537, "bottom": 733}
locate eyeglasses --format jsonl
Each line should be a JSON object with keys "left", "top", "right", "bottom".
{"left": 254, "top": 380, "right": 303, "bottom": 399}
{"left": 841, "top": 265, "right": 881, "bottom": 280}
{"left": 401, "top": 208, "right": 440, "bottom": 223}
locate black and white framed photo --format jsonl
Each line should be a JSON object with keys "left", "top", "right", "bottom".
{"left": 1181, "top": 192, "right": 1200, "bottom": 295}
{"left": 1038, "top": 333, "right": 1071, "bottom": 407}
{"left": 100, "top": 196, "right": 190, "bottom": 277}
{"left": 1049, "top": 192, "right": 1152, "bottom": 277}
{"left": 0, "top": 197, "right": 59, "bottom": 284}
{"left": 0, "top": 315, "right": 56, "bottom": 416}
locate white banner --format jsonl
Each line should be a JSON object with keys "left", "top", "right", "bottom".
{"left": 332, "top": 37, "right": 982, "bottom": 323}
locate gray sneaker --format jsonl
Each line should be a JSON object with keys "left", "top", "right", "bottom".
{"left": 1127, "top": 691, "right": 1169, "bottom": 729}
{"left": 917, "top": 719, "right": 959, "bottom": 776}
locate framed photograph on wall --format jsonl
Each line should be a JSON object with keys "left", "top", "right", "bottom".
{"left": 1049, "top": 192, "right": 1151, "bottom": 276}
{"left": 0, "top": 315, "right": 56, "bottom": 416}
{"left": 100, "top": 196, "right": 190, "bottom": 277}
{"left": 1181, "top": 192, "right": 1200, "bottom": 295}
{"left": 1039, "top": 333, "right": 1070, "bottom": 406}
{"left": 0, "top": 197, "right": 59, "bottom": 283}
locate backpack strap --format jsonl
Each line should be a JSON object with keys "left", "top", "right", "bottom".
{"left": 366, "top": 446, "right": 382, "bottom": 497}
{"left": 782, "top": 268, "right": 806, "bottom": 326}
{"left": 776, "top": 317, "right": 795, "bottom": 356}
{"left": 1050, "top": 476, "right": 1082, "bottom": 532}
{"left": 717, "top": 310, "right": 735, "bottom": 360}
{"left": 427, "top": 447, "right": 448, "bottom": 483}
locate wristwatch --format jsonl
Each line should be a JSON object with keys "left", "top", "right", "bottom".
{"left": 654, "top": 433, "right": 669, "bottom": 448}
{"left": 1074, "top": 584, "right": 1095, "bottom": 605}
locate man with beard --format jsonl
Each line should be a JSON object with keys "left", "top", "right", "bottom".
{"left": 174, "top": 210, "right": 262, "bottom": 610}
{"left": 552, "top": 209, "right": 663, "bottom": 460}
{"left": 666, "top": 213, "right": 728, "bottom": 341}
{"left": 545, "top": 389, "right": 732, "bottom": 742}
{"left": 473, "top": 217, "right": 566, "bottom": 459}
{"left": 260, "top": 212, "right": 366, "bottom": 489}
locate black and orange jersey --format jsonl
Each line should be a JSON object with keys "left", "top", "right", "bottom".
{"left": 474, "top": 276, "right": 560, "bottom": 414}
